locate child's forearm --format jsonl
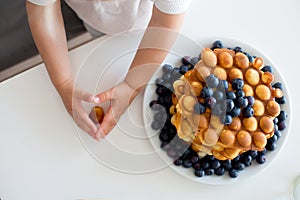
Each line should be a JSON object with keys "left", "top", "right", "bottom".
{"left": 124, "top": 6, "right": 186, "bottom": 92}
{"left": 26, "top": 0, "right": 73, "bottom": 93}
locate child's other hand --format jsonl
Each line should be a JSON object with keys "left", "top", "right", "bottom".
{"left": 57, "top": 80, "right": 98, "bottom": 140}
{"left": 94, "top": 81, "right": 139, "bottom": 140}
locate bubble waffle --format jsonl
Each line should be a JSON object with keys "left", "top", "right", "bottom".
{"left": 171, "top": 47, "right": 283, "bottom": 160}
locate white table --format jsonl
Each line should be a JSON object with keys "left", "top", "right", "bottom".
{"left": 1, "top": 0, "right": 300, "bottom": 199}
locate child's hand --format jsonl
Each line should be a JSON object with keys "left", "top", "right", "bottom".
{"left": 57, "top": 80, "right": 98, "bottom": 140}
{"left": 94, "top": 81, "right": 139, "bottom": 140}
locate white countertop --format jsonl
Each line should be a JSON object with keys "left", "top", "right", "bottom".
{"left": 1, "top": 0, "right": 300, "bottom": 199}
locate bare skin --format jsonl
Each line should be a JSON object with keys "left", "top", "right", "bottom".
{"left": 26, "top": 0, "right": 186, "bottom": 140}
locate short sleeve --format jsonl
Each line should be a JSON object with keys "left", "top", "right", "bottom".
{"left": 153, "top": 0, "right": 192, "bottom": 14}
{"left": 27, "top": 0, "right": 56, "bottom": 6}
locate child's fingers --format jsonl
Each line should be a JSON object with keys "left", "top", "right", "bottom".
{"left": 74, "top": 87, "right": 94, "bottom": 103}
{"left": 94, "top": 88, "right": 114, "bottom": 103}
{"left": 73, "top": 103, "right": 98, "bottom": 139}
{"left": 95, "top": 106, "right": 118, "bottom": 139}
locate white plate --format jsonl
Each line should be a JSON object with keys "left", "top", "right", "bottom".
{"left": 143, "top": 37, "right": 292, "bottom": 185}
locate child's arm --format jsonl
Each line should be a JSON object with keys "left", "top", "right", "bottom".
{"left": 26, "top": 0, "right": 98, "bottom": 139}
{"left": 95, "top": 6, "right": 187, "bottom": 138}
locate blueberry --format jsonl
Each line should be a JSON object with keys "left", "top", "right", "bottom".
{"left": 159, "top": 131, "right": 169, "bottom": 142}
{"left": 171, "top": 67, "right": 181, "bottom": 80}
{"left": 272, "top": 82, "right": 283, "bottom": 90}
{"left": 274, "top": 130, "right": 282, "bottom": 138}
{"left": 278, "top": 111, "right": 288, "bottom": 122}
{"left": 277, "top": 121, "right": 287, "bottom": 130}
{"left": 162, "top": 72, "right": 172, "bottom": 81}
{"left": 200, "top": 161, "right": 210, "bottom": 169}
{"left": 193, "top": 163, "right": 201, "bottom": 170}
{"left": 213, "top": 40, "right": 224, "bottom": 49}
{"left": 149, "top": 100, "right": 161, "bottom": 110}
{"left": 156, "top": 86, "right": 165, "bottom": 96}
{"left": 222, "top": 115, "right": 233, "bottom": 125}
{"left": 232, "top": 155, "right": 240, "bottom": 162}
{"left": 194, "top": 169, "right": 205, "bottom": 177}
{"left": 179, "top": 65, "right": 189, "bottom": 75}
{"left": 217, "top": 80, "right": 229, "bottom": 91}
{"left": 233, "top": 46, "right": 242, "bottom": 53}
{"left": 230, "top": 107, "right": 241, "bottom": 117}
{"left": 246, "top": 53, "right": 254, "bottom": 63}
{"left": 261, "top": 65, "right": 273, "bottom": 73}
{"left": 243, "top": 106, "right": 254, "bottom": 118}
{"left": 222, "top": 160, "right": 232, "bottom": 170}
{"left": 229, "top": 169, "right": 239, "bottom": 178}
{"left": 260, "top": 148, "right": 267, "bottom": 155}
{"left": 236, "top": 97, "right": 248, "bottom": 108}
{"left": 241, "top": 155, "right": 252, "bottom": 167}
{"left": 276, "top": 96, "right": 286, "bottom": 104}
{"left": 248, "top": 150, "right": 258, "bottom": 159}
{"left": 204, "top": 168, "right": 214, "bottom": 176}
{"left": 155, "top": 77, "right": 164, "bottom": 86}
{"left": 226, "top": 91, "right": 236, "bottom": 100}
{"left": 191, "top": 57, "right": 200, "bottom": 66}
{"left": 167, "top": 148, "right": 177, "bottom": 158}
{"left": 154, "top": 112, "right": 167, "bottom": 123}
{"left": 205, "top": 74, "right": 219, "bottom": 88}
{"left": 232, "top": 162, "right": 245, "bottom": 171}
{"left": 212, "top": 103, "right": 224, "bottom": 116}
{"left": 266, "top": 142, "right": 277, "bottom": 151}
{"left": 256, "top": 154, "right": 266, "bottom": 164}
{"left": 173, "top": 158, "right": 183, "bottom": 166}
{"left": 160, "top": 141, "right": 169, "bottom": 149}
{"left": 190, "top": 156, "right": 199, "bottom": 164}
{"left": 163, "top": 96, "right": 172, "bottom": 105}
{"left": 236, "top": 89, "right": 245, "bottom": 98}
{"left": 194, "top": 102, "right": 206, "bottom": 114}
{"left": 274, "top": 117, "right": 279, "bottom": 124}
{"left": 268, "top": 134, "right": 278, "bottom": 143}
{"left": 246, "top": 96, "right": 255, "bottom": 106}
{"left": 226, "top": 99, "right": 235, "bottom": 112}
{"left": 200, "top": 86, "right": 213, "bottom": 98}
{"left": 162, "top": 64, "right": 173, "bottom": 73}
{"left": 183, "top": 159, "right": 193, "bottom": 168}
{"left": 151, "top": 121, "right": 164, "bottom": 130}
{"left": 215, "top": 167, "right": 225, "bottom": 176}
{"left": 213, "top": 90, "right": 225, "bottom": 102}
{"left": 232, "top": 78, "right": 244, "bottom": 90}
{"left": 181, "top": 56, "right": 192, "bottom": 65}
{"left": 205, "top": 96, "right": 217, "bottom": 108}
{"left": 210, "top": 160, "right": 221, "bottom": 169}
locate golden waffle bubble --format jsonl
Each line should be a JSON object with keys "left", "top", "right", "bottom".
{"left": 243, "top": 84, "right": 254, "bottom": 96}
{"left": 252, "top": 132, "right": 267, "bottom": 149}
{"left": 243, "top": 117, "right": 258, "bottom": 132}
{"left": 237, "top": 130, "right": 252, "bottom": 147}
{"left": 229, "top": 68, "right": 243, "bottom": 81}
{"left": 220, "top": 130, "right": 235, "bottom": 146}
{"left": 253, "top": 100, "right": 265, "bottom": 116}
{"left": 255, "top": 84, "right": 271, "bottom": 101}
{"left": 213, "top": 67, "right": 227, "bottom": 80}
{"left": 217, "top": 51, "right": 233, "bottom": 68}
{"left": 266, "top": 100, "right": 280, "bottom": 117}
{"left": 245, "top": 68, "right": 260, "bottom": 85}
{"left": 260, "top": 116, "right": 274, "bottom": 134}
{"left": 201, "top": 48, "right": 217, "bottom": 67}
{"left": 234, "top": 52, "right": 249, "bottom": 69}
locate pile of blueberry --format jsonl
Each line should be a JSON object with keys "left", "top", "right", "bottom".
{"left": 149, "top": 40, "right": 288, "bottom": 178}
{"left": 194, "top": 74, "right": 256, "bottom": 126}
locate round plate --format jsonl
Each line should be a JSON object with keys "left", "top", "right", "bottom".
{"left": 143, "top": 37, "right": 292, "bottom": 185}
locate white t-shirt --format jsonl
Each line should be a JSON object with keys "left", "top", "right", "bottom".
{"left": 27, "top": 0, "right": 192, "bottom": 35}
